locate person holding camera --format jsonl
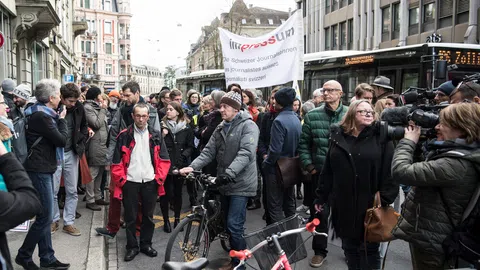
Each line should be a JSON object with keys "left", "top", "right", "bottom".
{"left": 392, "top": 103, "right": 480, "bottom": 269}
{"left": 314, "top": 99, "right": 398, "bottom": 270}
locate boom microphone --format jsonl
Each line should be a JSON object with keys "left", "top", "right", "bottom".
{"left": 380, "top": 106, "right": 411, "bottom": 126}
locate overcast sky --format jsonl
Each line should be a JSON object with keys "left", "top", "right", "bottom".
{"left": 130, "top": 0, "right": 296, "bottom": 70}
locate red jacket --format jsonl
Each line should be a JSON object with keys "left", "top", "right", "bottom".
{"left": 111, "top": 125, "right": 170, "bottom": 200}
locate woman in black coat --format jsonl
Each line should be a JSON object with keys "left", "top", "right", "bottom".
{"left": 314, "top": 100, "right": 398, "bottom": 270}
{"left": 160, "top": 102, "right": 194, "bottom": 233}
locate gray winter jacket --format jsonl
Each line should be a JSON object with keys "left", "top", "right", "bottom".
{"left": 84, "top": 100, "right": 108, "bottom": 166}
{"left": 392, "top": 138, "right": 480, "bottom": 256}
{"left": 190, "top": 111, "right": 259, "bottom": 197}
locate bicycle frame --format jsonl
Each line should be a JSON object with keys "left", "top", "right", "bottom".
{"left": 230, "top": 219, "right": 328, "bottom": 270}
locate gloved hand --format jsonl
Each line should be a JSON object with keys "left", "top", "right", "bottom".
{"left": 216, "top": 174, "right": 235, "bottom": 186}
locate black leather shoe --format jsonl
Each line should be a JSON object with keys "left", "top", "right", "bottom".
{"left": 124, "top": 249, "right": 139, "bottom": 261}
{"left": 164, "top": 221, "right": 172, "bottom": 233}
{"left": 140, "top": 246, "right": 157, "bottom": 257}
{"left": 39, "top": 259, "right": 70, "bottom": 269}
{"left": 15, "top": 257, "right": 40, "bottom": 270}
{"left": 247, "top": 200, "right": 261, "bottom": 210}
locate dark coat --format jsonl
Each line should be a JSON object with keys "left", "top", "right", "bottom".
{"left": 264, "top": 108, "right": 302, "bottom": 170}
{"left": 316, "top": 124, "right": 398, "bottom": 240}
{"left": 392, "top": 139, "right": 480, "bottom": 256}
{"left": 162, "top": 120, "right": 194, "bottom": 171}
{"left": 24, "top": 110, "right": 68, "bottom": 173}
{"left": 257, "top": 110, "right": 277, "bottom": 159}
{"left": 198, "top": 110, "right": 223, "bottom": 150}
{"left": 64, "top": 101, "right": 89, "bottom": 156}
{"left": 0, "top": 153, "right": 42, "bottom": 270}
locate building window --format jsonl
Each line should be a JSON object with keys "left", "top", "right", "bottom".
{"left": 392, "top": 3, "right": 400, "bottom": 39}
{"left": 81, "top": 41, "right": 84, "bottom": 52}
{"left": 85, "top": 41, "right": 91, "bottom": 53}
{"left": 105, "top": 43, "right": 112, "bottom": 54}
{"left": 302, "top": 0, "right": 307, "bottom": 17}
{"left": 82, "top": 0, "right": 90, "bottom": 8}
{"left": 423, "top": 3, "right": 435, "bottom": 31}
{"left": 104, "top": 0, "right": 111, "bottom": 11}
{"left": 382, "top": 7, "right": 390, "bottom": 42}
{"left": 32, "top": 43, "right": 45, "bottom": 86}
{"left": 325, "top": 27, "right": 330, "bottom": 50}
{"left": 456, "top": 0, "right": 469, "bottom": 24}
{"left": 93, "top": 63, "right": 96, "bottom": 73}
{"left": 340, "top": 0, "right": 347, "bottom": 8}
{"left": 332, "top": 24, "right": 338, "bottom": 49}
{"left": 439, "top": 0, "right": 453, "bottom": 28}
{"left": 280, "top": 19, "right": 286, "bottom": 24}
{"left": 268, "top": 19, "right": 273, "bottom": 25}
{"left": 347, "top": 19, "right": 353, "bottom": 49}
{"left": 241, "top": 18, "right": 246, "bottom": 24}
{"left": 255, "top": 18, "right": 261, "bottom": 24}
{"left": 348, "top": 0, "right": 353, "bottom": 4}
{"left": 325, "top": 0, "right": 330, "bottom": 14}
{"left": 106, "top": 64, "right": 112, "bottom": 75}
{"left": 332, "top": 0, "right": 339, "bottom": 11}
{"left": 409, "top": 7, "right": 419, "bottom": 35}
{"left": 340, "top": 22, "right": 346, "bottom": 50}
{"left": 104, "top": 21, "right": 112, "bottom": 34}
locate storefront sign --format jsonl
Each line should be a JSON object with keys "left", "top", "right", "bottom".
{"left": 426, "top": 33, "right": 442, "bottom": 43}
{"left": 345, "top": 55, "right": 374, "bottom": 65}
{"left": 218, "top": 11, "right": 304, "bottom": 88}
{"left": 438, "top": 49, "right": 480, "bottom": 66}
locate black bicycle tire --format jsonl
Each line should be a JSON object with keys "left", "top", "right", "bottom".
{"left": 164, "top": 215, "right": 210, "bottom": 262}
{"left": 220, "top": 239, "right": 230, "bottom": 252}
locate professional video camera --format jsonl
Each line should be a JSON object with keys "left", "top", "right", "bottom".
{"left": 397, "top": 87, "right": 436, "bottom": 106}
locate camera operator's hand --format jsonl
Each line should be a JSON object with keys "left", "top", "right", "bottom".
{"left": 404, "top": 125, "right": 421, "bottom": 144}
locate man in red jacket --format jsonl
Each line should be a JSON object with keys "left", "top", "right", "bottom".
{"left": 111, "top": 103, "right": 170, "bottom": 262}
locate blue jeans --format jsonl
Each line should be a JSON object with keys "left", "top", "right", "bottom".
{"left": 53, "top": 150, "right": 79, "bottom": 225}
{"left": 17, "top": 173, "right": 56, "bottom": 265}
{"left": 222, "top": 195, "right": 248, "bottom": 268}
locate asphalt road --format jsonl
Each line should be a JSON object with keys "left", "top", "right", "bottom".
{"left": 115, "top": 188, "right": 413, "bottom": 270}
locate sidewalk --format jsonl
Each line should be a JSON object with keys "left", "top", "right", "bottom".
{"left": 6, "top": 201, "right": 107, "bottom": 270}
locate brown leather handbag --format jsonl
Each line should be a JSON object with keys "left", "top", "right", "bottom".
{"left": 275, "top": 156, "right": 302, "bottom": 189}
{"left": 364, "top": 191, "right": 400, "bottom": 243}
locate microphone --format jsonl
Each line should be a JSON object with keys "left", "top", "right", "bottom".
{"left": 380, "top": 106, "right": 411, "bottom": 126}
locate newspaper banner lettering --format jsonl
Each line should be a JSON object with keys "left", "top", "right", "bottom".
{"left": 219, "top": 11, "right": 304, "bottom": 89}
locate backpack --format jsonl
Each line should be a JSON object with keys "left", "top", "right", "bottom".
{"left": 440, "top": 149, "right": 480, "bottom": 267}
{"left": 11, "top": 116, "right": 28, "bottom": 164}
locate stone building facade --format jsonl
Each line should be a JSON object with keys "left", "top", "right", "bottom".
{"left": 132, "top": 65, "right": 163, "bottom": 96}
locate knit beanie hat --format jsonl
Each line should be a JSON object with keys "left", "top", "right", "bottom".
{"left": 435, "top": 81, "right": 455, "bottom": 96}
{"left": 13, "top": 84, "right": 32, "bottom": 100}
{"left": 275, "top": 87, "right": 296, "bottom": 107}
{"left": 220, "top": 91, "right": 242, "bottom": 110}
{"left": 1, "top": 78, "right": 16, "bottom": 93}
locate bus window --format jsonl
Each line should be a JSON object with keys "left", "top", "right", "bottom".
{"left": 402, "top": 69, "right": 419, "bottom": 91}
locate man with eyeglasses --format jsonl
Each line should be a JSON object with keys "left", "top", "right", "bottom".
{"left": 111, "top": 102, "right": 170, "bottom": 261}
{"left": 95, "top": 81, "right": 162, "bottom": 239}
{"left": 449, "top": 81, "right": 480, "bottom": 104}
{"left": 298, "top": 80, "right": 349, "bottom": 268}
{"left": 433, "top": 81, "right": 455, "bottom": 104}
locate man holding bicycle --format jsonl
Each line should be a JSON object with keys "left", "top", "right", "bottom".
{"left": 180, "top": 90, "right": 259, "bottom": 270}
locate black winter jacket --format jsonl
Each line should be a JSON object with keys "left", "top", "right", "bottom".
{"left": 64, "top": 101, "right": 89, "bottom": 156}
{"left": 257, "top": 110, "right": 277, "bottom": 159}
{"left": 162, "top": 120, "right": 194, "bottom": 171}
{"left": 392, "top": 139, "right": 480, "bottom": 255}
{"left": 316, "top": 124, "right": 398, "bottom": 240}
{"left": 0, "top": 153, "right": 42, "bottom": 270}
{"left": 24, "top": 111, "right": 68, "bottom": 173}
{"left": 198, "top": 110, "right": 222, "bottom": 150}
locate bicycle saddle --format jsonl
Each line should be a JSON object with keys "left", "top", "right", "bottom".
{"left": 162, "top": 258, "right": 209, "bottom": 270}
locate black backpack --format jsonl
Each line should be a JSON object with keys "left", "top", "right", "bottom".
{"left": 11, "top": 116, "right": 28, "bottom": 164}
{"left": 441, "top": 150, "right": 480, "bottom": 267}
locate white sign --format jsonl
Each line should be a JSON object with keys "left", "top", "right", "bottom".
{"left": 219, "top": 11, "right": 304, "bottom": 89}
{"left": 10, "top": 220, "right": 30, "bottom": 232}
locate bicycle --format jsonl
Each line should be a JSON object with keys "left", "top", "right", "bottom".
{"left": 164, "top": 170, "right": 230, "bottom": 263}
{"left": 162, "top": 218, "right": 326, "bottom": 270}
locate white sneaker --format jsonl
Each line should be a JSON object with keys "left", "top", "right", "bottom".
{"left": 296, "top": 204, "right": 309, "bottom": 212}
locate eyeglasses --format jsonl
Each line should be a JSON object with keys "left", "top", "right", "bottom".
{"left": 356, "top": 110, "right": 375, "bottom": 116}
{"left": 134, "top": 115, "right": 149, "bottom": 119}
{"left": 323, "top": 88, "right": 340, "bottom": 93}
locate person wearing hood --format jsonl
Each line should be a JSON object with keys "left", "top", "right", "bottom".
{"left": 160, "top": 101, "right": 194, "bottom": 233}
{"left": 180, "top": 91, "right": 259, "bottom": 270}
{"left": 392, "top": 102, "right": 480, "bottom": 269}
{"left": 434, "top": 81, "right": 456, "bottom": 104}
{"left": 262, "top": 88, "right": 302, "bottom": 224}
{"left": 1, "top": 79, "right": 16, "bottom": 120}
{"left": 83, "top": 87, "right": 110, "bottom": 211}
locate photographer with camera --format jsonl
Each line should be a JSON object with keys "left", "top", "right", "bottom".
{"left": 391, "top": 103, "right": 480, "bottom": 269}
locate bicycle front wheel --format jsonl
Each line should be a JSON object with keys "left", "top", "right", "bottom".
{"left": 165, "top": 215, "right": 210, "bottom": 262}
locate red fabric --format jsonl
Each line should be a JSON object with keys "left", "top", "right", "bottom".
{"left": 111, "top": 129, "right": 171, "bottom": 201}
{"left": 80, "top": 154, "right": 92, "bottom": 185}
{"left": 248, "top": 105, "right": 259, "bottom": 122}
{"left": 106, "top": 190, "right": 142, "bottom": 234}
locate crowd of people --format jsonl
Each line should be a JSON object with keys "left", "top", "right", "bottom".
{"left": 0, "top": 74, "right": 479, "bottom": 270}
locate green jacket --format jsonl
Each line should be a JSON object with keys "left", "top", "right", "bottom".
{"left": 298, "top": 103, "right": 348, "bottom": 171}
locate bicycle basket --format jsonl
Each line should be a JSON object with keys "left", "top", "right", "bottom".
{"left": 243, "top": 214, "right": 307, "bottom": 269}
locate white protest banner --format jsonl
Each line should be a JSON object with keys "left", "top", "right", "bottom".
{"left": 219, "top": 10, "right": 304, "bottom": 89}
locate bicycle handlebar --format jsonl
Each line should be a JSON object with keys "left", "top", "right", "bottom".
{"left": 306, "top": 218, "right": 320, "bottom": 232}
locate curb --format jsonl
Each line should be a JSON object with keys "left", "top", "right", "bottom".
{"left": 86, "top": 207, "right": 107, "bottom": 270}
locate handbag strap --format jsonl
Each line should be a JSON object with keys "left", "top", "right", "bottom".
{"left": 374, "top": 191, "right": 382, "bottom": 208}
